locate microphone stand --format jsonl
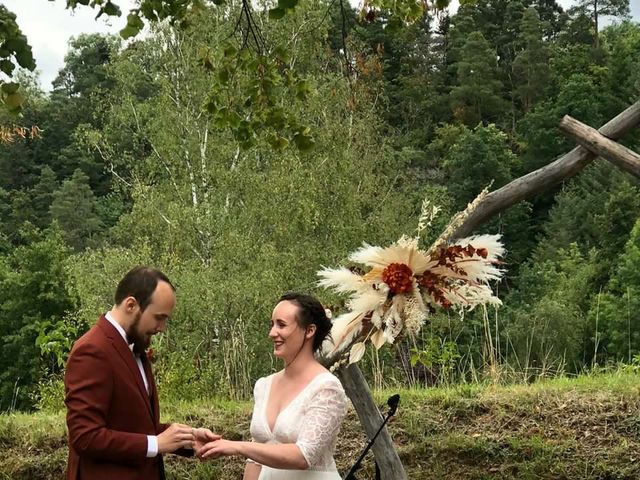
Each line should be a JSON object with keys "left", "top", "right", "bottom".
{"left": 343, "top": 394, "right": 400, "bottom": 480}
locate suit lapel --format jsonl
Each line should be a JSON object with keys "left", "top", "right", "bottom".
{"left": 98, "top": 316, "right": 154, "bottom": 421}
{"left": 142, "top": 353, "right": 161, "bottom": 428}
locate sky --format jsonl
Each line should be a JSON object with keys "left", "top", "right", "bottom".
{"left": 3, "top": 0, "right": 639, "bottom": 92}
{"left": 4, "top": 0, "right": 138, "bottom": 90}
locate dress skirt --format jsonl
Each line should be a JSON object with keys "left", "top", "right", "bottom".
{"left": 258, "top": 466, "right": 342, "bottom": 479}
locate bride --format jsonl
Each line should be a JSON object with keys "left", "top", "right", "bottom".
{"left": 195, "top": 292, "right": 347, "bottom": 479}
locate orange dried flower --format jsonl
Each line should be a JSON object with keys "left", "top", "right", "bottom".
{"left": 146, "top": 348, "right": 156, "bottom": 363}
{"left": 381, "top": 263, "right": 414, "bottom": 294}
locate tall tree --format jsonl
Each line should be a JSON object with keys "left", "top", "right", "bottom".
{"left": 601, "top": 21, "right": 640, "bottom": 103}
{"left": 441, "top": 123, "right": 517, "bottom": 208}
{"left": 570, "top": 0, "right": 630, "bottom": 47}
{"left": 50, "top": 169, "right": 103, "bottom": 251}
{"left": 32, "top": 34, "right": 120, "bottom": 195}
{"left": 450, "top": 31, "right": 507, "bottom": 126}
{"left": 525, "top": 0, "right": 568, "bottom": 39}
{"left": 30, "top": 166, "right": 59, "bottom": 229}
{"left": 513, "top": 7, "right": 551, "bottom": 113}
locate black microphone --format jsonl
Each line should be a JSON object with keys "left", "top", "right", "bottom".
{"left": 343, "top": 394, "right": 401, "bottom": 480}
{"left": 387, "top": 394, "right": 400, "bottom": 416}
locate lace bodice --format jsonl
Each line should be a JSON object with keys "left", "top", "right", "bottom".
{"left": 249, "top": 372, "right": 347, "bottom": 471}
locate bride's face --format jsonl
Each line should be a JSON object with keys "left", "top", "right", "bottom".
{"left": 269, "top": 300, "right": 307, "bottom": 360}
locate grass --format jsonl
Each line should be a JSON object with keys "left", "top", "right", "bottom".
{"left": 2, "top": 370, "right": 640, "bottom": 479}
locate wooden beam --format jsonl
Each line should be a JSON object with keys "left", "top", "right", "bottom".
{"left": 559, "top": 114, "right": 640, "bottom": 178}
{"left": 449, "top": 100, "right": 640, "bottom": 239}
{"left": 336, "top": 364, "right": 408, "bottom": 480}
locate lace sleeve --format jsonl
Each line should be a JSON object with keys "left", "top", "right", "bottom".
{"left": 247, "top": 377, "right": 267, "bottom": 465}
{"left": 296, "top": 380, "right": 347, "bottom": 468}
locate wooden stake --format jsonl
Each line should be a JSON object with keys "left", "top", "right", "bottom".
{"left": 336, "top": 364, "right": 408, "bottom": 480}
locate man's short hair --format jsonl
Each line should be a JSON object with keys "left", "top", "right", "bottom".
{"left": 114, "top": 266, "right": 175, "bottom": 310}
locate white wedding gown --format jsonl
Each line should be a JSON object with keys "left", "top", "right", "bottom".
{"left": 249, "top": 371, "right": 347, "bottom": 479}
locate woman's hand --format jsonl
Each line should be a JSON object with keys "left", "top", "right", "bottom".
{"left": 192, "top": 428, "right": 221, "bottom": 457}
{"left": 199, "top": 439, "right": 240, "bottom": 459}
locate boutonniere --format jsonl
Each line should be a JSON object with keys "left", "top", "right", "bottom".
{"left": 146, "top": 348, "right": 156, "bottom": 363}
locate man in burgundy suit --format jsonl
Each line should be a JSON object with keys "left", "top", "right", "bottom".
{"left": 64, "top": 266, "right": 206, "bottom": 479}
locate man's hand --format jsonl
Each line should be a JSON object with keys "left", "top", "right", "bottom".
{"left": 157, "top": 423, "right": 195, "bottom": 454}
{"left": 192, "top": 428, "right": 221, "bottom": 457}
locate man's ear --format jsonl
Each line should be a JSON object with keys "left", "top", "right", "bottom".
{"left": 123, "top": 296, "right": 138, "bottom": 313}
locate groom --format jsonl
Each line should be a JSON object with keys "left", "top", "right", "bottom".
{"left": 64, "top": 266, "right": 202, "bottom": 480}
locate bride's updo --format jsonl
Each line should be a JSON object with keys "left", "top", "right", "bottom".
{"left": 279, "top": 292, "right": 332, "bottom": 352}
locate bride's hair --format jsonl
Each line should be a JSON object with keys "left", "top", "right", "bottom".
{"left": 279, "top": 292, "right": 332, "bottom": 352}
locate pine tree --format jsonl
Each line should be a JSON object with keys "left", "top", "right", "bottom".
{"left": 50, "top": 169, "right": 103, "bottom": 250}
{"left": 513, "top": 8, "right": 551, "bottom": 112}
{"left": 450, "top": 31, "right": 507, "bottom": 126}
{"left": 590, "top": 218, "right": 640, "bottom": 362}
{"left": 30, "top": 166, "right": 58, "bottom": 228}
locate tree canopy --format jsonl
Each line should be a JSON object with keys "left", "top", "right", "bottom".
{"left": 0, "top": 0, "right": 638, "bottom": 410}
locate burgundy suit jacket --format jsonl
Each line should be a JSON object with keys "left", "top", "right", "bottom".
{"left": 64, "top": 315, "right": 169, "bottom": 480}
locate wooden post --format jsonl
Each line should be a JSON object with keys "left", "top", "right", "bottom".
{"left": 559, "top": 115, "right": 640, "bottom": 179}
{"left": 335, "top": 364, "right": 408, "bottom": 480}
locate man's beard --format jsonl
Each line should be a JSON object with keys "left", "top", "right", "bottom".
{"left": 127, "top": 311, "right": 150, "bottom": 354}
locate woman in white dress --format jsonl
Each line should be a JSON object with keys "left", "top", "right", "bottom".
{"left": 196, "top": 292, "right": 347, "bottom": 479}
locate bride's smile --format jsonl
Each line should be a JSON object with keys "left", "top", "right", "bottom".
{"left": 269, "top": 300, "right": 312, "bottom": 362}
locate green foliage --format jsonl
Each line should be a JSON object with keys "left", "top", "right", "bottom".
{"left": 502, "top": 161, "right": 640, "bottom": 372}
{"left": 33, "top": 376, "right": 65, "bottom": 412}
{"left": 536, "top": 164, "right": 640, "bottom": 270}
{"left": 0, "top": 5, "right": 36, "bottom": 111}
{"left": 36, "top": 318, "right": 79, "bottom": 370}
{"left": 589, "top": 218, "right": 640, "bottom": 361}
{"left": 0, "top": 225, "right": 76, "bottom": 411}
{"left": 362, "top": 0, "right": 431, "bottom": 23}
{"left": 50, "top": 170, "right": 104, "bottom": 251}
{"left": 450, "top": 31, "right": 507, "bottom": 126}
{"left": 504, "top": 244, "right": 600, "bottom": 373}
{"left": 513, "top": 7, "right": 551, "bottom": 112}
{"left": 203, "top": 42, "right": 315, "bottom": 151}
{"left": 570, "top": 0, "right": 630, "bottom": 46}
{"left": 52, "top": 33, "right": 119, "bottom": 96}
{"left": 601, "top": 21, "right": 640, "bottom": 102}
{"left": 441, "top": 123, "right": 517, "bottom": 208}
{"left": 410, "top": 337, "right": 461, "bottom": 384}
{"left": 518, "top": 72, "right": 624, "bottom": 172}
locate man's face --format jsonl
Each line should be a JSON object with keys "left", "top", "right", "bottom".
{"left": 128, "top": 280, "right": 176, "bottom": 354}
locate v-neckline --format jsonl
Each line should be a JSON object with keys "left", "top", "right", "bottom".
{"left": 263, "top": 372, "right": 330, "bottom": 434}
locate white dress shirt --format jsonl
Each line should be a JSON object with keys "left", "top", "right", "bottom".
{"left": 105, "top": 311, "right": 159, "bottom": 458}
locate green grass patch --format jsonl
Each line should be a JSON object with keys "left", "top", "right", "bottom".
{"left": 2, "top": 370, "right": 640, "bottom": 479}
